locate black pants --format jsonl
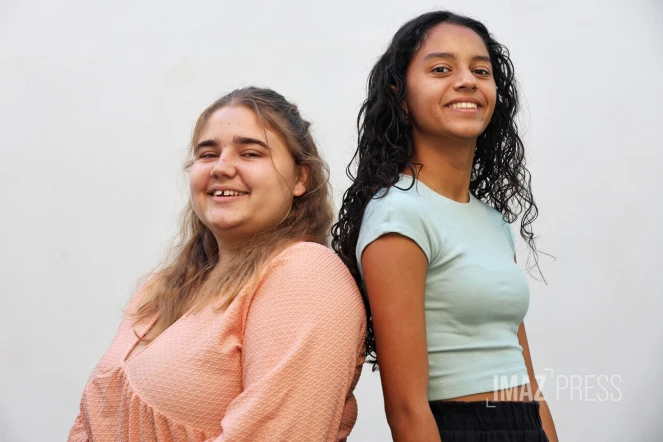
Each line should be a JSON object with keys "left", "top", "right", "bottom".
{"left": 429, "top": 400, "right": 549, "bottom": 441}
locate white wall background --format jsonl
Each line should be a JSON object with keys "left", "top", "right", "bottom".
{"left": 1, "top": 0, "right": 662, "bottom": 440}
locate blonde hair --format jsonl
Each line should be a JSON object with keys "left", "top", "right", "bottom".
{"left": 132, "top": 87, "right": 334, "bottom": 330}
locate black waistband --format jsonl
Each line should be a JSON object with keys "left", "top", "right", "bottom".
{"left": 429, "top": 400, "right": 544, "bottom": 431}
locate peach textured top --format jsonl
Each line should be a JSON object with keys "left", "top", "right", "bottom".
{"left": 68, "top": 242, "right": 366, "bottom": 442}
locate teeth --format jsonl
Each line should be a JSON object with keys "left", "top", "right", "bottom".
{"left": 449, "top": 102, "right": 478, "bottom": 109}
{"left": 213, "top": 190, "right": 245, "bottom": 197}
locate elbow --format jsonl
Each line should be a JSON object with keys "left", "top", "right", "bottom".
{"left": 384, "top": 397, "right": 433, "bottom": 432}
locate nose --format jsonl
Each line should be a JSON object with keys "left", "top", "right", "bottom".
{"left": 454, "top": 68, "right": 478, "bottom": 91}
{"left": 210, "top": 151, "right": 237, "bottom": 179}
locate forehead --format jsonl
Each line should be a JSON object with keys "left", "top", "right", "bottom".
{"left": 416, "top": 23, "right": 489, "bottom": 59}
{"left": 199, "top": 106, "right": 263, "bottom": 139}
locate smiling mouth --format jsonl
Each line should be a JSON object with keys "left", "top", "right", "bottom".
{"left": 447, "top": 102, "right": 479, "bottom": 109}
{"left": 211, "top": 190, "right": 248, "bottom": 197}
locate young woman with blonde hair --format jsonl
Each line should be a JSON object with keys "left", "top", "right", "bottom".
{"left": 69, "top": 87, "right": 366, "bottom": 442}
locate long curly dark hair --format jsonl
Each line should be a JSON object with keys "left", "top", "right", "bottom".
{"left": 331, "top": 11, "right": 543, "bottom": 367}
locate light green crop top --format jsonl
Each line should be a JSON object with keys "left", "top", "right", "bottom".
{"left": 356, "top": 174, "right": 530, "bottom": 401}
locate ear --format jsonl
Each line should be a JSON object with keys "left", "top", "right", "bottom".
{"left": 292, "top": 164, "right": 309, "bottom": 197}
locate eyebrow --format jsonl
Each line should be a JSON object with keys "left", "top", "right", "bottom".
{"left": 233, "top": 135, "right": 269, "bottom": 149}
{"left": 194, "top": 135, "right": 269, "bottom": 152}
{"left": 422, "top": 52, "right": 491, "bottom": 63}
{"left": 194, "top": 139, "right": 217, "bottom": 152}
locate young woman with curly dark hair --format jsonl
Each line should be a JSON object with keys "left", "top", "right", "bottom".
{"left": 332, "top": 11, "right": 558, "bottom": 442}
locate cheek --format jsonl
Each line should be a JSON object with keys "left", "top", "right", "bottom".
{"left": 405, "top": 88, "right": 426, "bottom": 121}
{"left": 188, "top": 165, "right": 209, "bottom": 197}
{"left": 261, "top": 156, "right": 297, "bottom": 191}
{"left": 487, "top": 82, "right": 498, "bottom": 107}
{"left": 407, "top": 78, "right": 445, "bottom": 118}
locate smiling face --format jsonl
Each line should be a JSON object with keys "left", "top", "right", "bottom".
{"left": 188, "top": 105, "right": 307, "bottom": 247}
{"left": 405, "top": 23, "right": 497, "bottom": 143}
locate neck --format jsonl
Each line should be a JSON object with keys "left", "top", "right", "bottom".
{"left": 213, "top": 230, "right": 246, "bottom": 256}
{"left": 213, "top": 224, "right": 281, "bottom": 257}
{"left": 214, "top": 238, "right": 239, "bottom": 257}
{"left": 407, "top": 131, "right": 476, "bottom": 203}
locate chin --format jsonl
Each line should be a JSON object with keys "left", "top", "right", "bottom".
{"left": 439, "top": 131, "right": 482, "bottom": 141}
{"left": 209, "top": 221, "right": 242, "bottom": 231}
{"left": 201, "top": 215, "right": 241, "bottom": 231}
{"left": 447, "top": 125, "right": 488, "bottom": 140}
{"left": 457, "top": 132, "right": 485, "bottom": 140}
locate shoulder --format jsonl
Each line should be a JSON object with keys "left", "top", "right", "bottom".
{"left": 264, "top": 242, "right": 356, "bottom": 291}
{"left": 252, "top": 241, "right": 364, "bottom": 319}
{"left": 244, "top": 242, "right": 366, "bottom": 354}
{"left": 362, "top": 183, "right": 433, "bottom": 237}
{"left": 269, "top": 241, "right": 345, "bottom": 272}
{"left": 366, "top": 178, "right": 429, "bottom": 214}
{"left": 358, "top": 182, "right": 436, "bottom": 266}
{"left": 472, "top": 195, "right": 505, "bottom": 220}
{"left": 471, "top": 197, "right": 516, "bottom": 249}
{"left": 479, "top": 202, "right": 512, "bottom": 231}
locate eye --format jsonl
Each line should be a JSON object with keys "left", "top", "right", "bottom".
{"left": 199, "top": 151, "right": 218, "bottom": 159}
{"left": 474, "top": 68, "right": 491, "bottom": 76}
{"left": 432, "top": 66, "right": 451, "bottom": 74}
{"left": 241, "top": 151, "right": 261, "bottom": 158}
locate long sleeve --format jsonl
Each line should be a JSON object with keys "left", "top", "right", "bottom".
{"left": 214, "top": 243, "right": 366, "bottom": 442}
{"left": 67, "top": 412, "right": 89, "bottom": 442}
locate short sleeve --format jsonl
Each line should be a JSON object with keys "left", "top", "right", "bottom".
{"left": 215, "top": 242, "right": 366, "bottom": 442}
{"left": 356, "top": 189, "right": 433, "bottom": 277}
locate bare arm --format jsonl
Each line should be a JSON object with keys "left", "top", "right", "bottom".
{"left": 519, "top": 323, "right": 559, "bottom": 442}
{"left": 362, "top": 234, "right": 442, "bottom": 442}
